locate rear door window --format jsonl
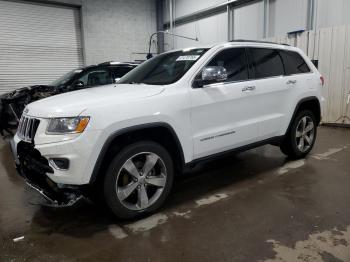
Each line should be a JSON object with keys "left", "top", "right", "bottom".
{"left": 279, "top": 50, "right": 311, "bottom": 75}
{"left": 206, "top": 47, "right": 248, "bottom": 82}
{"left": 247, "top": 48, "right": 284, "bottom": 79}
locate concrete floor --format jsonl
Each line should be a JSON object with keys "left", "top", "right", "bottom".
{"left": 0, "top": 126, "right": 350, "bottom": 262}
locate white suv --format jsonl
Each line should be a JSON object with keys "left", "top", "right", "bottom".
{"left": 12, "top": 41, "right": 325, "bottom": 219}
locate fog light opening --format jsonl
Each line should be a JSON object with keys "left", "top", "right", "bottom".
{"left": 49, "top": 158, "right": 70, "bottom": 170}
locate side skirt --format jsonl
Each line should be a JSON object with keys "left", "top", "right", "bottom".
{"left": 185, "top": 136, "right": 284, "bottom": 169}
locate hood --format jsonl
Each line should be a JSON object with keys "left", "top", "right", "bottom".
{"left": 25, "top": 84, "right": 165, "bottom": 118}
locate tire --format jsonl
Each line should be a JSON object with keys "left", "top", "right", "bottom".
{"left": 103, "top": 141, "right": 174, "bottom": 219}
{"left": 280, "top": 110, "right": 317, "bottom": 159}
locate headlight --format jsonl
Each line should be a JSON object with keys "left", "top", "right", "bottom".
{"left": 46, "top": 116, "right": 90, "bottom": 134}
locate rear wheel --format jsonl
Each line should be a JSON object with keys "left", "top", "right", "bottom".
{"left": 103, "top": 141, "right": 174, "bottom": 219}
{"left": 280, "top": 110, "right": 317, "bottom": 158}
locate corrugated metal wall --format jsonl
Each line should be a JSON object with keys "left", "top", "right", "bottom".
{"left": 265, "top": 25, "right": 350, "bottom": 125}
{"left": 0, "top": 0, "right": 83, "bottom": 94}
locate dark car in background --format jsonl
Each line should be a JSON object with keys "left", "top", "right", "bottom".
{"left": 0, "top": 62, "right": 138, "bottom": 135}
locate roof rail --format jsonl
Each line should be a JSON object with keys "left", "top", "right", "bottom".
{"left": 230, "top": 39, "right": 290, "bottom": 46}
{"left": 97, "top": 61, "right": 140, "bottom": 66}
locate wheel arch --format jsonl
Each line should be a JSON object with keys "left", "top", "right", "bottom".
{"left": 286, "top": 96, "right": 321, "bottom": 135}
{"left": 89, "top": 122, "right": 185, "bottom": 185}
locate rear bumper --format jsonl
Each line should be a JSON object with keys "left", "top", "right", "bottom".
{"left": 14, "top": 141, "right": 84, "bottom": 206}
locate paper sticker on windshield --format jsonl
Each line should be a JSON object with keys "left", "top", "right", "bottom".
{"left": 176, "top": 55, "right": 200, "bottom": 61}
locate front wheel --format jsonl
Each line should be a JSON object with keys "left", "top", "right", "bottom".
{"left": 280, "top": 110, "right": 317, "bottom": 159}
{"left": 103, "top": 141, "right": 174, "bottom": 219}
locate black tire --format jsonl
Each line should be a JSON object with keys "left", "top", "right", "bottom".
{"left": 103, "top": 141, "right": 174, "bottom": 219}
{"left": 280, "top": 110, "right": 317, "bottom": 159}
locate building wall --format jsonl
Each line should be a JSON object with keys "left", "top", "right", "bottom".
{"left": 315, "top": 0, "right": 350, "bottom": 29}
{"left": 32, "top": 0, "right": 157, "bottom": 65}
{"left": 163, "top": 0, "right": 223, "bottom": 21}
{"left": 164, "top": 12, "right": 227, "bottom": 51}
{"left": 164, "top": 0, "right": 350, "bottom": 47}
{"left": 81, "top": 0, "right": 157, "bottom": 65}
{"left": 268, "top": 0, "right": 308, "bottom": 37}
{"left": 233, "top": 1, "right": 264, "bottom": 40}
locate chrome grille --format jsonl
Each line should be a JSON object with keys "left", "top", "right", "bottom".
{"left": 17, "top": 116, "right": 40, "bottom": 142}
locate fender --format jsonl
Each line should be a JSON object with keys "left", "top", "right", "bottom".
{"left": 285, "top": 96, "right": 321, "bottom": 135}
{"left": 89, "top": 122, "right": 185, "bottom": 184}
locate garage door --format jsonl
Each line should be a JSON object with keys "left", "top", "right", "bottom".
{"left": 0, "top": 0, "right": 84, "bottom": 94}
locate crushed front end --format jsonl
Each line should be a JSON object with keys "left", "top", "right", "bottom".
{"left": 0, "top": 85, "right": 61, "bottom": 136}
{"left": 14, "top": 137, "right": 85, "bottom": 207}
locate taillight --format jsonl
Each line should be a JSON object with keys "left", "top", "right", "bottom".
{"left": 320, "top": 76, "right": 325, "bottom": 86}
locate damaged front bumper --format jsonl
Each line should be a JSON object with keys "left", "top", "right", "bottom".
{"left": 14, "top": 140, "right": 85, "bottom": 207}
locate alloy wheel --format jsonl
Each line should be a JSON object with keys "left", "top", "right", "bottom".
{"left": 295, "top": 116, "right": 315, "bottom": 153}
{"left": 115, "top": 152, "right": 167, "bottom": 211}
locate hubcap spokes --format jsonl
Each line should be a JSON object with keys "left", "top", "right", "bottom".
{"left": 116, "top": 152, "right": 167, "bottom": 210}
{"left": 296, "top": 116, "right": 315, "bottom": 152}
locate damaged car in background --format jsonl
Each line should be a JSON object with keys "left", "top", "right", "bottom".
{"left": 0, "top": 62, "right": 138, "bottom": 136}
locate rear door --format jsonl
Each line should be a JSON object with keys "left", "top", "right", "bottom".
{"left": 278, "top": 49, "right": 313, "bottom": 130}
{"left": 246, "top": 47, "right": 292, "bottom": 139}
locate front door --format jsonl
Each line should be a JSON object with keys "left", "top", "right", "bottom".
{"left": 190, "top": 47, "right": 260, "bottom": 159}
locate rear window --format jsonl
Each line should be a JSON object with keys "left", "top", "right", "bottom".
{"left": 247, "top": 48, "right": 284, "bottom": 79}
{"left": 279, "top": 50, "right": 311, "bottom": 75}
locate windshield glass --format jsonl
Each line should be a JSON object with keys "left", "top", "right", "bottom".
{"left": 50, "top": 69, "right": 83, "bottom": 86}
{"left": 118, "top": 48, "right": 209, "bottom": 85}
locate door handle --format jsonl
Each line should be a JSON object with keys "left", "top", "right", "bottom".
{"left": 286, "top": 80, "right": 297, "bottom": 85}
{"left": 242, "top": 86, "right": 256, "bottom": 92}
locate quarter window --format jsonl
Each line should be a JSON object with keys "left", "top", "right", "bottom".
{"left": 247, "top": 48, "right": 284, "bottom": 79}
{"left": 207, "top": 48, "right": 248, "bottom": 82}
{"left": 279, "top": 50, "right": 311, "bottom": 75}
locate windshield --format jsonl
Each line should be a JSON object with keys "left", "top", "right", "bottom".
{"left": 50, "top": 69, "right": 83, "bottom": 86}
{"left": 118, "top": 48, "right": 209, "bottom": 85}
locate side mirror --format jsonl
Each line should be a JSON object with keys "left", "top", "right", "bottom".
{"left": 202, "top": 66, "right": 227, "bottom": 82}
{"left": 74, "top": 80, "right": 84, "bottom": 88}
{"left": 114, "top": 78, "right": 121, "bottom": 83}
{"left": 194, "top": 66, "right": 228, "bottom": 88}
